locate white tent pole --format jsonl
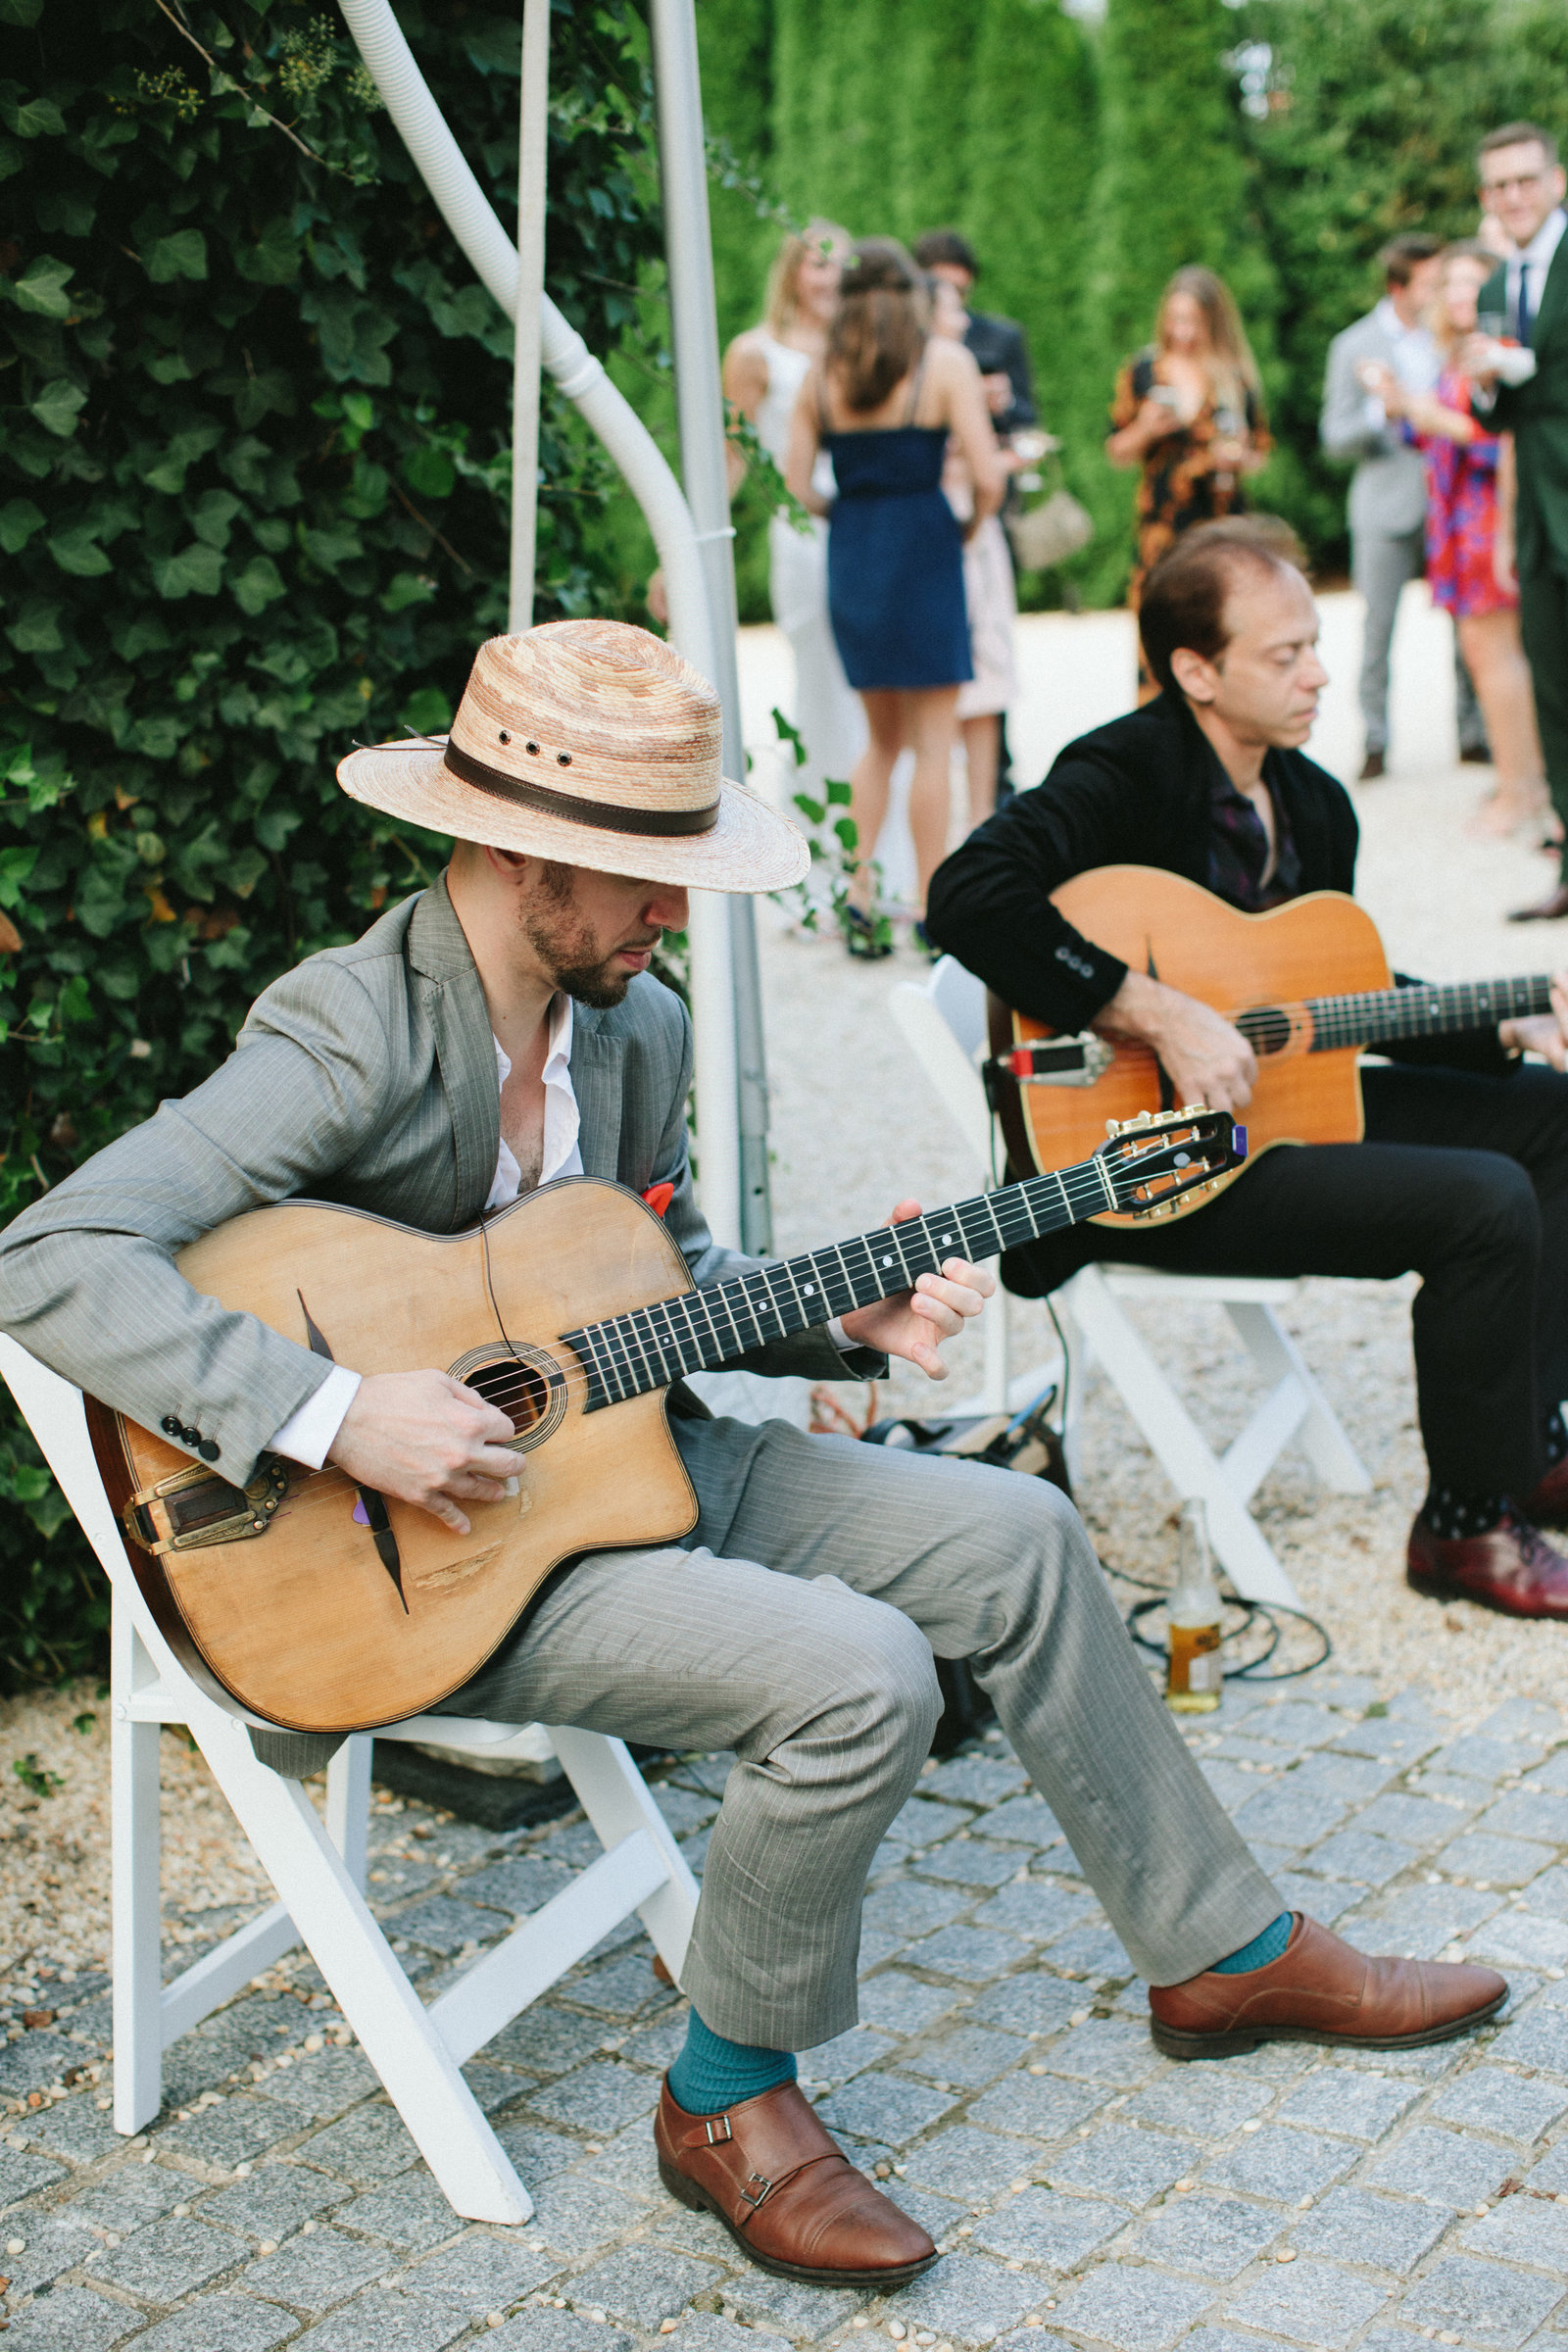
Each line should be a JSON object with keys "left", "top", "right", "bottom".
{"left": 336, "top": 0, "right": 742, "bottom": 1249}
{"left": 509, "top": 0, "right": 550, "bottom": 632}
{"left": 647, "top": 0, "right": 774, "bottom": 1255}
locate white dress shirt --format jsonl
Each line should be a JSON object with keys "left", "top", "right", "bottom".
{"left": 270, "top": 995, "right": 583, "bottom": 1467}
{"left": 267, "top": 990, "right": 856, "bottom": 1468}
{"left": 1508, "top": 206, "right": 1566, "bottom": 343}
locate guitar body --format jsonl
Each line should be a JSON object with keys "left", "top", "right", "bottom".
{"left": 995, "top": 867, "right": 1392, "bottom": 1225}
{"left": 88, "top": 1178, "right": 699, "bottom": 1735}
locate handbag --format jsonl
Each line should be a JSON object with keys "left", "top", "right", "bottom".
{"left": 1004, "top": 458, "right": 1095, "bottom": 571}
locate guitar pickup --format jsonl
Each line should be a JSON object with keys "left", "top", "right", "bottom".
{"left": 984, "top": 1034, "right": 1113, "bottom": 1104}
{"left": 124, "top": 1456, "right": 290, "bottom": 1555}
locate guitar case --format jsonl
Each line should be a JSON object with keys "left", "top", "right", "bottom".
{"left": 860, "top": 1387, "right": 1070, "bottom": 1753}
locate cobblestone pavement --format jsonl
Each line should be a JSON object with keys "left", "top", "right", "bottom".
{"left": 10, "top": 1675, "right": 1568, "bottom": 2352}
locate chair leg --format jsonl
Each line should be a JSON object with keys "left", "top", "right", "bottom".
{"left": 981, "top": 1273, "right": 1011, "bottom": 1416}
{"left": 1064, "top": 1266, "right": 1301, "bottom": 1607}
{"left": 185, "top": 1698, "right": 531, "bottom": 2223}
{"left": 326, "top": 1735, "right": 372, "bottom": 1891}
{"left": 111, "top": 1603, "right": 164, "bottom": 2135}
{"left": 1055, "top": 1279, "right": 1093, "bottom": 1489}
{"left": 1224, "top": 1302, "right": 1373, "bottom": 1495}
{"left": 547, "top": 1727, "right": 700, "bottom": 1984}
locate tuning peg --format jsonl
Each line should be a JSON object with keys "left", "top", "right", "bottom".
{"left": 1179, "top": 1103, "right": 1210, "bottom": 1117}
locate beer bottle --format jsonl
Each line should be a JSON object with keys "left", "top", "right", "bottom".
{"left": 1166, "top": 1498, "right": 1224, "bottom": 1714}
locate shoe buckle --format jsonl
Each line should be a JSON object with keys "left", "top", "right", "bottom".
{"left": 739, "top": 2172, "right": 774, "bottom": 2209}
{"left": 703, "top": 2114, "right": 733, "bottom": 2146}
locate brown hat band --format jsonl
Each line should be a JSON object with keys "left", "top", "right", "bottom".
{"left": 442, "top": 742, "right": 720, "bottom": 838}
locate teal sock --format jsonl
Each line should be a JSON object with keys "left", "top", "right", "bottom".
{"left": 666, "top": 2008, "right": 797, "bottom": 2116}
{"left": 1211, "top": 1910, "right": 1294, "bottom": 1974}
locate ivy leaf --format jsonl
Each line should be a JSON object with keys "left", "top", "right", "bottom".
{"left": 5, "top": 596, "right": 64, "bottom": 652}
{"left": 229, "top": 556, "right": 285, "bottom": 615}
{"left": 29, "top": 377, "right": 86, "bottom": 438}
{"left": 0, "top": 847, "right": 38, "bottom": 908}
{"left": 143, "top": 228, "right": 208, "bottom": 283}
{"left": 228, "top": 846, "right": 269, "bottom": 898}
{"left": 149, "top": 543, "right": 224, "bottom": 600}
{"left": 0, "top": 499, "right": 45, "bottom": 553}
{"left": 47, "top": 523, "right": 112, "bottom": 577}
{"left": 0, "top": 89, "right": 65, "bottom": 137}
{"left": 7, "top": 253, "right": 74, "bottom": 318}
{"left": 401, "top": 686, "right": 452, "bottom": 735}
{"left": 188, "top": 489, "right": 243, "bottom": 550}
{"left": 239, "top": 215, "right": 301, "bottom": 286}
{"left": 379, "top": 569, "right": 436, "bottom": 613}
{"left": 402, "top": 445, "right": 455, "bottom": 500}
{"left": 0, "top": 1, "right": 46, "bottom": 25}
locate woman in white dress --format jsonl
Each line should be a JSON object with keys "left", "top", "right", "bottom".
{"left": 722, "top": 221, "right": 866, "bottom": 808}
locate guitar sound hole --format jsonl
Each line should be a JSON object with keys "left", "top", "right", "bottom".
{"left": 464, "top": 1356, "right": 551, "bottom": 1437}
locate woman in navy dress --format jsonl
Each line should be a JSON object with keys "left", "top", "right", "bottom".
{"left": 787, "top": 240, "right": 1004, "bottom": 948}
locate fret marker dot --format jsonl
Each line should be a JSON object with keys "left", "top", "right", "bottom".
{"left": 881, "top": 1254, "right": 894, "bottom": 1268}
{"left": 941, "top": 1234, "right": 953, "bottom": 1245}
{"left": 804, "top": 1283, "right": 815, "bottom": 1296}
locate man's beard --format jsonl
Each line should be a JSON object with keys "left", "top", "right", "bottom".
{"left": 522, "top": 874, "right": 654, "bottom": 1009}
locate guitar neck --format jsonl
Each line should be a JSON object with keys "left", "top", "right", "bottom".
{"left": 1240, "top": 973, "right": 1552, "bottom": 1056}
{"left": 562, "top": 1160, "right": 1113, "bottom": 1412}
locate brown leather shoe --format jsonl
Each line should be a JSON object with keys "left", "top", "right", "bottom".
{"left": 1358, "top": 749, "right": 1387, "bottom": 781}
{"left": 1149, "top": 1913, "right": 1504, "bottom": 2060}
{"left": 1520, "top": 1457, "right": 1568, "bottom": 1529}
{"left": 1509, "top": 881, "right": 1568, "bottom": 921}
{"left": 654, "top": 2078, "right": 938, "bottom": 2286}
{"left": 1407, "top": 1510, "right": 1568, "bottom": 1618}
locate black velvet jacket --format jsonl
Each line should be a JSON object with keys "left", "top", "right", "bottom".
{"left": 925, "top": 692, "right": 1513, "bottom": 1074}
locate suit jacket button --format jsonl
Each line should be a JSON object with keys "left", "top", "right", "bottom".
{"left": 198, "top": 1440, "right": 220, "bottom": 1463}
{"left": 180, "top": 1426, "right": 201, "bottom": 1447}
{"left": 161, "top": 1416, "right": 181, "bottom": 1437}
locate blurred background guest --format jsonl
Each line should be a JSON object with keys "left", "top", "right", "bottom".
{"left": 1105, "top": 266, "right": 1270, "bottom": 700}
{"left": 787, "top": 238, "right": 1004, "bottom": 953}
{"left": 912, "top": 226, "right": 1037, "bottom": 437}
{"left": 1367, "top": 241, "right": 1547, "bottom": 839}
{"left": 930, "top": 272, "right": 1018, "bottom": 832}
{"left": 718, "top": 220, "right": 864, "bottom": 810}
{"left": 1320, "top": 235, "right": 1449, "bottom": 779}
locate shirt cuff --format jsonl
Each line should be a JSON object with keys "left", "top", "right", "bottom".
{"left": 269, "top": 1364, "right": 362, "bottom": 1468}
{"left": 826, "top": 1317, "right": 854, "bottom": 1353}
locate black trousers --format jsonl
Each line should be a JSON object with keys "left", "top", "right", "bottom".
{"left": 1004, "top": 1062, "right": 1568, "bottom": 1501}
{"left": 1520, "top": 563, "right": 1568, "bottom": 836}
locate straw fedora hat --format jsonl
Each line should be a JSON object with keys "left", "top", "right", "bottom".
{"left": 337, "top": 619, "right": 808, "bottom": 893}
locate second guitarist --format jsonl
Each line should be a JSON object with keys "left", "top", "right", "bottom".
{"left": 928, "top": 515, "right": 1568, "bottom": 1619}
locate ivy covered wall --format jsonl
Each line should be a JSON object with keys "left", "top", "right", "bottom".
{"left": 0, "top": 0, "right": 667, "bottom": 1689}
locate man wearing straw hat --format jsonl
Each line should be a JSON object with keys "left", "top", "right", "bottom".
{"left": 0, "top": 620, "right": 1504, "bottom": 2288}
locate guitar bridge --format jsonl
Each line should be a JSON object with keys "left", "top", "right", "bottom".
{"left": 984, "top": 1034, "right": 1112, "bottom": 1103}
{"left": 123, "top": 1455, "right": 290, "bottom": 1555}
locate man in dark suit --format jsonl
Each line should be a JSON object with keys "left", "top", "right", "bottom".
{"left": 913, "top": 227, "right": 1036, "bottom": 435}
{"left": 927, "top": 518, "right": 1568, "bottom": 1621}
{"left": 1470, "top": 122, "right": 1568, "bottom": 921}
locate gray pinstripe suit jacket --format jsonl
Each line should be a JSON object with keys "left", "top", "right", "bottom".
{"left": 0, "top": 876, "right": 863, "bottom": 1486}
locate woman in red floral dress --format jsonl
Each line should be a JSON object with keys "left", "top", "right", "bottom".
{"left": 1370, "top": 242, "right": 1546, "bottom": 836}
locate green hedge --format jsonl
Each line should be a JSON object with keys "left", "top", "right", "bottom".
{"left": 0, "top": 0, "right": 666, "bottom": 1690}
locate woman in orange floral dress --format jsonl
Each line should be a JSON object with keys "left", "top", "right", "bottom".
{"left": 1106, "top": 267, "right": 1271, "bottom": 698}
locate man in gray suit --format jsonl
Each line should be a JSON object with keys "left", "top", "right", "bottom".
{"left": 1321, "top": 235, "right": 1446, "bottom": 779}
{"left": 0, "top": 621, "right": 1503, "bottom": 2287}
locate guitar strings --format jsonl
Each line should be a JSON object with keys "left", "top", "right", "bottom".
{"left": 179, "top": 1147, "right": 1204, "bottom": 1540}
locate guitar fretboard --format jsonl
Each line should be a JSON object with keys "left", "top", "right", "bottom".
{"left": 562, "top": 1161, "right": 1116, "bottom": 1412}
{"left": 1237, "top": 972, "right": 1551, "bottom": 1057}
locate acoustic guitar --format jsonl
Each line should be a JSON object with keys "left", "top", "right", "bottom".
{"left": 90, "top": 1107, "right": 1242, "bottom": 1736}
{"left": 990, "top": 864, "right": 1553, "bottom": 1228}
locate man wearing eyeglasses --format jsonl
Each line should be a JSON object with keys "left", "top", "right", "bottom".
{"left": 1467, "top": 122, "right": 1568, "bottom": 921}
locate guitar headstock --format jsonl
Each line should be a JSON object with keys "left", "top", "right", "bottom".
{"left": 1095, "top": 1106, "right": 1247, "bottom": 1218}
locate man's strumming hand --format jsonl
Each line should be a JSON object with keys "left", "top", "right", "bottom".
{"left": 1096, "top": 969, "right": 1258, "bottom": 1114}
{"left": 328, "top": 1370, "right": 517, "bottom": 1537}
{"left": 839, "top": 1202, "right": 995, "bottom": 1380}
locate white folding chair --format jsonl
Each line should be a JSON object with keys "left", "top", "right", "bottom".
{"left": 0, "top": 1334, "right": 699, "bottom": 2227}
{"left": 889, "top": 959, "right": 1371, "bottom": 1608}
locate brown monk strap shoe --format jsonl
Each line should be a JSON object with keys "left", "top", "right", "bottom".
{"left": 654, "top": 2077, "right": 937, "bottom": 2286}
{"left": 1149, "top": 1913, "right": 1504, "bottom": 2061}
{"left": 1520, "top": 1457, "right": 1568, "bottom": 1529}
{"left": 1407, "top": 1510, "right": 1568, "bottom": 1619}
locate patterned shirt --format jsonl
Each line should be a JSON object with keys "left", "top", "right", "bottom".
{"left": 1206, "top": 757, "right": 1300, "bottom": 912}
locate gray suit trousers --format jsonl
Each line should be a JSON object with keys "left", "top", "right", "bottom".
{"left": 1353, "top": 524, "right": 1425, "bottom": 751}
{"left": 443, "top": 1418, "right": 1281, "bottom": 2052}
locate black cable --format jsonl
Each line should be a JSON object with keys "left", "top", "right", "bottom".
{"left": 1106, "top": 1561, "right": 1332, "bottom": 1684}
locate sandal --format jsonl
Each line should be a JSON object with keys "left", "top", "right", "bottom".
{"left": 843, "top": 906, "right": 892, "bottom": 960}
